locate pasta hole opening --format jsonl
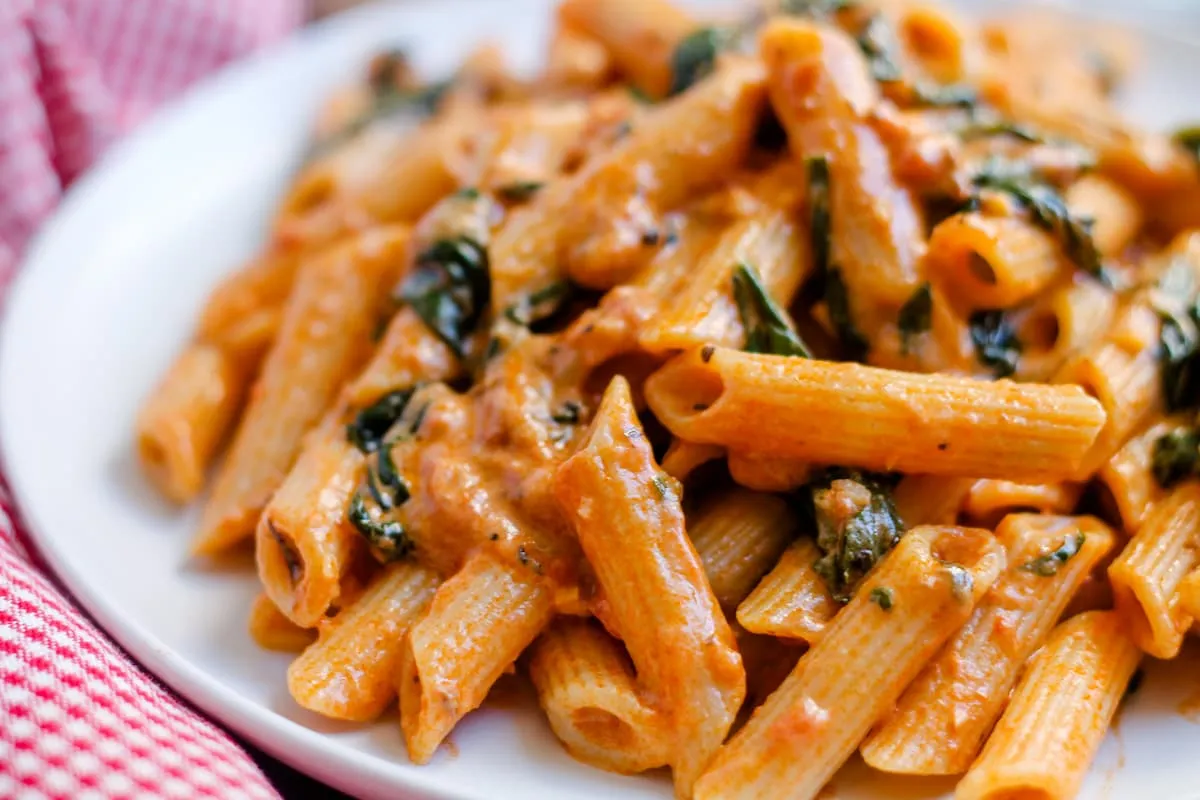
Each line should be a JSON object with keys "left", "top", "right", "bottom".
{"left": 263, "top": 519, "right": 305, "bottom": 588}
{"left": 570, "top": 707, "right": 639, "bottom": 751}
{"left": 930, "top": 529, "right": 990, "bottom": 569}
{"left": 648, "top": 357, "right": 726, "bottom": 424}
{"left": 1021, "top": 311, "right": 1060, "bottom": 352}
{"left": 966, "top": 251, "right": 997, "bottom": 286}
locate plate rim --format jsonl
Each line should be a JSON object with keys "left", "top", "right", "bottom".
{"left": 2, "top": 2, "right": 1200, "bottom": 799}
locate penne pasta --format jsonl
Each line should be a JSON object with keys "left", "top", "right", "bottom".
{"left": 528, "top": 617, "right": 669, "bottom": 774}
{"left": 961, "top": 479, "right": 1084, "bottom": 525}
{"left": 736, "top": 538, "right": 838, "bottom": 644}
{"left": 398, "top": 549, "right": 555, "bottom": 763}
{"left": 955, "top": 611, "right": 1142, "bottom": 800}
{"left": 556, "top": 376, "right": 744, "bottom": 796}
{"left": 646, "top": 347, "right": 1107, "bottom": 482}
{"left": 192, "top": 226, "right": 411, "bottom": 556}
{"left": 688, "top": 486, "right": 797, "bottom": 610}
{"left": 862, "top": 514, "right": 1117, "bottom": 775}
{"left": 287, "top": 561, "right": 439, "bottom": 721}
{"left": 695, "top": 525, "right": 1006, "bottom": 800}
{"left": 248, "top": 592, "right": 316, "bottom": 653}
{"left": 1109, "top": 481, "right": 1200, "bottom": 658}
{"left": 1096, "top": 419, "right": 1176, "bottom": 536}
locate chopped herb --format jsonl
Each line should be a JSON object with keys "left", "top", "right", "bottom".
{"left": 348, "top": 493, "right": 412, "bottom": 561}
{"left": 652, "top": 475, "right": 674, "bottom": 500}
{"left": 779, "top": 0, "right": 858, "bottom": 17}
{"left": 856, "top": 14, "right": 903, "bottom": 82}
{"left": 484, "top": 336, "right": 503, "bottom": 361}
{"left": 1173, "top": 126, "right": 1200, "bottom": 165}
{"left": 455, "top": 186, "right": 481, "bottom": 199}
{"left": 806, "top": 157, "right": 832, "bottom": 279}
{"left": 869, "top": 587, "right": 894, "bottom": 610}
{"left": 897, "top": 282, "right": 933, "bottom": 354}
{"left": 346, "top": 388, "right": 416, "bottom": 453}
{"left": 628, "top": 85, "right": 654, "bottom": 104}
{"left": 497, "top": 181, "right": 544, "bottom": 202}
{"left": 944, "top": 564, "right": 974, "bottom": 602}
{"left": 1158, "top": 299, "right": 1200, "bottom": 413}
{"left": 1021, "top": 533, "right": 1085, "bottom": 577}
{"left": 957, "top": 119, "right": 1041, "bottom": 143}
{"left": 972, "top": 168, "right": 1104, "bottom": 281}
{"left": 911, "top": 82, "right": 978, "bottom": 109}
{"left": 374, "top": 440, "right": 411, "bottom": 506}
{"left": 504, "top": 280, "right": 573, "bottom": 327}
{"left": 732, "top": 262, "right": 811, "bottom": 358}
{"left": 825, "top": 267, "right": 869, "bottom": 361}
{"left": 969, "top": 310, "right": 1021, "bottom": 378}
{"left": 365, "top": 468, "right": 393, "bottom": 511}
{"left": 1152, "top": 428, "right": 1200, "bottom": 488}
{"left": 701, "top": 345, "right": 715, "bottom": 363}
{"left": 669, "top": 27, "right": 726, "bottom": 96}
{"left": 810, "top": 471, "right": 906, "bottom": 603}
{"left": 551, "top": 401, "right": 583, "bottom": 425}
{"left": 398, "top": 236, "right": 490, "bottom": 357}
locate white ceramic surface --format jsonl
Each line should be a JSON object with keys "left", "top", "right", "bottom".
{"left": 5, "top": 1, "right": 1200, "bottom": 798}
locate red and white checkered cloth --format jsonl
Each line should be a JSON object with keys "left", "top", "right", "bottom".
{"left": 0, "top": 2, "right": 307, "bottom": 798}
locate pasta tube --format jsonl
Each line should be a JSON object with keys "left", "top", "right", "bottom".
{"left": 955, "top": 611, "right": 1141, "bottom": 800}
{"left": 556, "top": 376, "right": 743, "bottom": 797}
{"left": 735, "top": 538, "right": 838, "bottom": 644}
{"left": 645, "top": 347, "right": 1107, "bottom": 482}
{"left": 862, "top": 514, "right": 1117, "bottom": 775}
{"left": 695, "top": 525, "right": 1006, "bottom": 800}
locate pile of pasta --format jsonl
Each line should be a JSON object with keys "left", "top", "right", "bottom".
{"left": 135, "top": 0, "right": 1200, "bottom": 798}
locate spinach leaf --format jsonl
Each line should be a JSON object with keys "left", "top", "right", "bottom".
{"left": 1158, "top": 298, "right": 1200, "bottom": 413}
{"left": 732, "top": 262, "right": 811, "bottom": 358}
{"left": 855, "top": 14, "right": 903, "bottom": 82}
{"left": 1173, "top": 126, "right": 1200, "bottom": 165}
{"left": 1020, "top": 533, "right": 1085, "bottom": 577}
{"left": 972, "top": 169, "right": 1104, "bottom": 281}
{"left": 346, "top": 388, "right": 416, "bottom": 453}
{"left": 806, "top": 156, "right": 832, "bottom": 279}
{"left": 669, "top": 27, "right": 727, "bottom": 96}
{"left": 348, "top": 493, "right": 413, "bottom": 561}
{"left": 779, "top": 0, "right": 858, "bottom": 17}
{"left": 551, "top": 400, "right": 583, "bottom": 425}
{"left": 496, "top": 181, "right": 545, "bottom": 202}
{"left": 825, "top": 267, "right": 869, "bottom": 361}
{"left": 869, "top": 587, "right": 894, "bottom": 610}
{"left": 897, "top": 282, "right": 933, "bottom": 354}
{"left": 969, "top": 310, "right": 1021, "bottom": 378}
{"left": 503, "top": 280, "right": 574, "bottom": 327}
{"left": 809, "top": 471, "right": 906, "bottom": 603}
{"left": 398, "top": 236, "right": 490, "bottom": 357}
{"left": 374, "top": 440, "right": 411, "bottom": 506}
{"left": 1152, "top": 428, "right": 1200, "bottom": 488}
{"left": 911, "top": 82, "right": 978, "bottom": 109}
{"left": 957, "top": 119, "right": 1041, "bottom": 143}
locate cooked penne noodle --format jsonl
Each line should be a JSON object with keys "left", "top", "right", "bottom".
{"left": 1065, "top": 174, "right": 1142, "bottom": 256}
{"left": 929, "top": 212, "right": 1068, "bottom": 309}
{"left": 1109, "top": 481, "right": 1200, "bottom": 658}
{"left": 640, "top": 206, "right": 808, "bottom": 353}
{"left": 762, "top": 19, "right": 925, "bottom": 318}
{"left": 528, "top": 617, "right": 669, "bottom": 774}
{"left": 398, "top": 549, "right": 555, "bottom": 763}
{"left": 136, "top": 344, "right": 246, "bottom": 503}
{"left": 1097, "top": 419, "right": 1176, "bottom": 536}
{"left": 248, "top": 592, "right": 316, "bottom": 653}
{"left": 695, "top": 525, "right": 1006, "bottom": 800}
{"left": 556, "top": 376, "right": 744, "bottom": 796}
{"left": 862, "top": 514, "right": 1117, "bottom": 775}
{"left": 1178, "top": 568, "right": 1200, "bottom": 620}
{"left": 961, "top": 479, "right": 1084, "bottom": 525}
{"left": 688, "top": 487, "right": 796, "bottom": 610}
{"left": 646, "top": 347, "right": 1107, "bottom": 482}
{"left": 892, "top": 474, "right": 975, "bottom": 526}
{"left": 287, "top": 561, "right": 439, "bottom": 721}
{"left": 736, "top": 538, "right": 838, "bottom": 644}
{"left": 490, "top": 59, "right": 766, "bottom": 306}
{"left": 193, "top": 226, "right": 410, "bottom": 556}
{"left": 257, "top": 308, "right": 459, "bottom": 627}
{"left": 726, "top": 450, "right": 814, "bottom": 492}
{"left": 558, "top": 0, "right": 694, "bottom": 97}
{"left": 1014, "top": 275, "right": 1116, "bottom": 382}
{"left": 660, "top": 439, "right": 724, "bottom": 481}
{"left": 954, "top": 611, "right": 1142, "bottom": 800}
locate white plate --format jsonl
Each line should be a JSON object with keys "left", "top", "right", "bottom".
{"left": 5, "top": 1, "right": 1200, "bottom": 798}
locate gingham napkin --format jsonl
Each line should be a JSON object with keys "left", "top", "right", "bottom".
{"left": 0, "top": 2, "right": 307, "bottom": 797}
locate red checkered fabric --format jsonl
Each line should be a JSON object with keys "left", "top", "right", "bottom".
{"left": 0, "top": 1, "right": 306, "bottom": 797}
